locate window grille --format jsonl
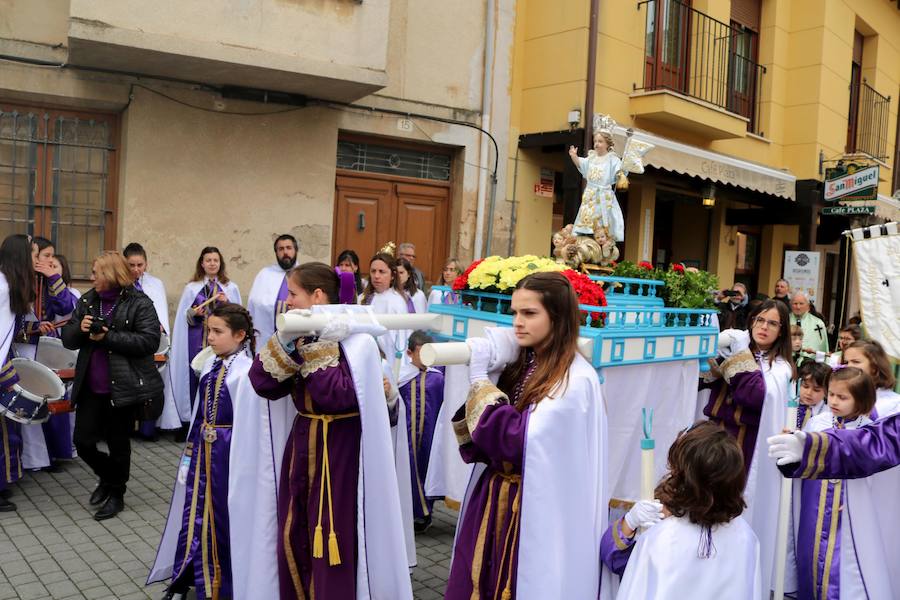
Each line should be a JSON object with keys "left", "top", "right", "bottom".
{"left": 336, "top": 140, "right": 450, "bottom": 181}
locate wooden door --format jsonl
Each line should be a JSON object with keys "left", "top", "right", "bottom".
{"left": 333, "top": 176, "right": 394, "bottom": 266}
{"left": 333, "top": 174, "right": 450, "bottom": 285}
{"left": 645, "top": 0, "right": 691, "bottom": 92}
{"left": 395, "top": 182, "right": 450, "bottom": 285}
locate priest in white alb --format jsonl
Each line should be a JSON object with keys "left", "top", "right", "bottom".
{"left": 247, "top": 234, "right": 298, "bottom": 346}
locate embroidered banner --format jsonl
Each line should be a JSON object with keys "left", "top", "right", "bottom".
{"left": 851, "top": 222, "right": 900, "bottom": 359}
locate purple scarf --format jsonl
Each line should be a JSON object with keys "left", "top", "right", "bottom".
{"left": 87, "top": 287, "right": 121, "bottom": 394}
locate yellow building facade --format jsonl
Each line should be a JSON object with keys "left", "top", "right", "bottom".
{"left": 508, "top": 0, "right": 900, "bottom": 322}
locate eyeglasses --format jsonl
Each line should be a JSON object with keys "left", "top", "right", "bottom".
{"left": 753, "top": 317, "right": 781, "bottom": 330}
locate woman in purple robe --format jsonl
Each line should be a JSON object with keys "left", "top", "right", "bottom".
{"left": 0, "top": 234, "right": 37, "bottom": 512}
{"left": 249, "top": 262, "right": 364, "bottom": 600}
{"left": 399, "top": 330, "right": 444, "bottom": 531}
{"left": 165, "top": 303, "right": 256, "bottom": 600}
{"left": 701, "top": 300, "right": 795, "bottom": 473}
{"left": 446, "top": 271, "right": 607, "bottom": 600}
{"left": 171, "top": 247, "right": 241, "bottom": 439}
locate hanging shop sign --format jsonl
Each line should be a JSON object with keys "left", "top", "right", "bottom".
{"left": 822, "top": 205, "right": 876, "bottom": 216}
{"left": 824, "top": 163, "right": 879, "bottom": 202}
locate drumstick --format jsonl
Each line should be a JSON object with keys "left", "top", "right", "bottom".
{"left": 192, "top": 295, "right": 221, "bottom": 312}
{"left": 50, "top": 319, "right": 70, "bottom": 330}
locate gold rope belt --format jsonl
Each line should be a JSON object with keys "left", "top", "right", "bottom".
{"left": 299, "top": 411, "right": 360, "bottom": 566}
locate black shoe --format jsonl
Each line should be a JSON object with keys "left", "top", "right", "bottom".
{"left": 44, "top": 461, "right": 63, "bottom": 473}
{"left": 0, "top": 488, "right": 12, "bottom": 500}
{"left": 161, "top": 587, "right": 188, "bottom": 600}
{"left": 89, "top": 483, "right": 110, "bottom": 506}
{"left": 414, "top": 514, "right": 433, "bottom": 533}
{"left": 0, "top": 497, "right": 17, "bottom": 512}
{"left": 174, "top": 423, "right": 189, "bottom": 444}
{"left": 93, "top": 495, "right": 124, "bottom": 521}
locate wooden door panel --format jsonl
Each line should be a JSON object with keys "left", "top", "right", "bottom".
{"left": 395, "top": 183, "right": 449, "bottom": 285}
{"left": 334, "top": 176, "right": 392, "bottom": 265}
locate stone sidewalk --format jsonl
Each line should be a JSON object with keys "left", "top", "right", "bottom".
{"left": 0, "top": 435, "right": 455, "bottom": 600}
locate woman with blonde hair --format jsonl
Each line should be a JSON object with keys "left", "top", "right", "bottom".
{"left": 62, "top": 251, "right": 163, "bottom": 520}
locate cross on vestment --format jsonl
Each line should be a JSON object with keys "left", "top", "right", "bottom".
{"left": 883, "top": 279, "right": 890, "bottom": 287}
{"left": 814, "top": 323, "right": 824, "bottom": 339}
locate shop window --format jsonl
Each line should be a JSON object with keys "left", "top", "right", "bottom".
{"left": 0, "top": 104, "right": 118, "bottom": 279}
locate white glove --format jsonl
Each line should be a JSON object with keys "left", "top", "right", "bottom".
{"left": 718, "top": 328, "right": 751, "bottom": 359}
{"left": 767, "top": 431, "right": 807, "bottom": 466}
{"left": 624, "top": 499, "right": 664, "bottom": 531}
{"left": 467, "top": 337, "right": 494, "bottom": 384}
{"left": 177, "top": 455, "right": 190, "bottom": 485}
{"left": 348, "top": 319, "right": 388, "bottom": 338}
{"left": 318, "top": 316, "right": 352, "bottom": 342}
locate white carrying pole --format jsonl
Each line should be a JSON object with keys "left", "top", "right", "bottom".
{"left": 276, "top": 311, "right": 441, "bottom": 336}
{"left": 772, "top": 390, "right": 799, "bottom": 600}
{"left": 421, "top": 338, "right": 594, "bottom": 367}
{"left": 640, "top": 408, "right": 655, "bottom": 501}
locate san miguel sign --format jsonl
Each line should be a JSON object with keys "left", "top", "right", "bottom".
{"left": 824, "top": 164, "right": 879, "bottom": 202}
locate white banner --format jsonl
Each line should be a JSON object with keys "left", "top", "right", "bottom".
{"left": 851, "top": 222, "right": 900, "bottom": 359}
{"left": 784, "top": 251, "right": 821, "bottom": 306}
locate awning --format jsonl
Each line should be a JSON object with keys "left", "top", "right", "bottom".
{"left": 611, "top": 126, "right": 796, "bottom": 200}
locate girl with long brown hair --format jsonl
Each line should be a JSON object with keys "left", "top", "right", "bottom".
{"left": 700, "top": 298, "right": 793, "bottom": 595}
{"left": 359, "top": 252, "right": 411, "bottom": 366}
{"left": 446, "top": 271, "right": 608, "bottom": 600}
{"left": 170, "top": 246, "right": 241, "bottom": 439}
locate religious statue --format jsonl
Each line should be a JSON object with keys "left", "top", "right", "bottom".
{"left": 594, "top": 224, "right": 619, "bottom": 267}
{"left": 567, "top": 114, "right": 654, "bottom": 243}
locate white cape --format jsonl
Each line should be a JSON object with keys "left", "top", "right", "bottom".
{"left": 170, "top": 279, "right": 241, "bottom": 422}
{"left": 742, "top": 355, "right": 792, "bottom": 596}
{"left": 616, "top": 516, "right": 761, "bottom": 600}
{"left": 247, "top": 264, "right": 288, "bottom": 347}
{"left": 147, "top": 351, "right": 280, "bottom": 600}
{"left": 267, "top": 306, "right": 414, "bottom": 599}
{"left": 140, "top": 273, "right": 180, "bottom": 431}
{"left": 382, "top": 358, "right": 417, "bottom": 568}
{"left": 359, "top": 289, "right": 409, "bottom": 369}
{"left": 452, "top": 328, "right": 609, "bottom": 599}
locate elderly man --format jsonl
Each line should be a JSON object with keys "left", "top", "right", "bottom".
{"left": 398, "top": 242, "right": 426, "bottom": 291}
{"left": 791, "top": 291, "right": 828, "bottom": 353}
{"left": 773, "top": 278, "right": 790, "bottom": 307}
{"left": 247, "top": 234, "right": 298, "bottom": 345}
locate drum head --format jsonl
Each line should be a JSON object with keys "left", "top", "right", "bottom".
{"left": 157, "top": 332, "right": 170, "bottom": 356}
{"left": 35, "top": 336, "right": 78, "bottom": 370}
{"left": 10, "top": 358, "right": 65, "bottom": 401}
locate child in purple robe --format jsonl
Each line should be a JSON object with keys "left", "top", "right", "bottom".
{"left": 600, "top": 421, "right": 760, "bottom": 599}
{"left": 842, "top": 340, "right": 900, "bottom": 418}
{"left": 163, "top": 303, "right": 257, "bottom": 600}
{"left": 795, "top": 366, "right": 880, "bottom": 599}
{"left": 399, "top": 330, "right": 444, "bottom": 531}
{"left": 249, "top": 262, "right": 413, "bottom": 600}
{"left": 446, "top": 272, "right": 607, "bottom": 600}
{"left": 796, "top": 361, "right": 829, "bottom": 429}
{"left": 171, "top": 247, "right": 241, "bottom": 440}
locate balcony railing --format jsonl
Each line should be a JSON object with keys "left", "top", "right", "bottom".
{"left": 848, "top": 79, "right": 891, "bottom": 161}
{"left": 637, "top": 0, "right": 766, "bottom": 134}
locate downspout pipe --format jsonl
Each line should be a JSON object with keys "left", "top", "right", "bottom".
{"left": 583, "top": 0, "right": 600, "bottom": 154}
{"left": 473, "top": 0, "right": 496, "bottom": 259}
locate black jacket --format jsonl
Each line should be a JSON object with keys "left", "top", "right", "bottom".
{"left": 61, "top": 286, "right": 163, "bottom": 408}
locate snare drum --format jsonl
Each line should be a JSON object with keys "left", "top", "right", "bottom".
{"left": 0, "top": 358, "right": 66, "bottom": 424}
{"left": 34, "top": 335, "right": 78, "bottom": 381}
{"left": 155, "top": 331, "right": 170, "bottom": 365}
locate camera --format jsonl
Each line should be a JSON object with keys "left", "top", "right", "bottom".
{"left": 89, "top": 316, "right": 108, "bottom": 334}
{"left": 722, "top": 290, "right": 741, "bottom": 298}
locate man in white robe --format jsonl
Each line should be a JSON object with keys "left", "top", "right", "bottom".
{"left": 247, "top": 234, "right": 298, "bottom": 346}
{"left": 790, "top": 292, "right": 828, "bottom": 353}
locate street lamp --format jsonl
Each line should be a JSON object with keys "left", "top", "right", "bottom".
{"left": 702, "top": 182, "right": 716, "bottom": 208}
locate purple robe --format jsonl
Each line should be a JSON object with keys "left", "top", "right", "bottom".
{"left": 274, "top": 276, "right": 289, "bottom": 332}
{"left": 249, "top": 346, "right": 361, "bottom": 600}
{"left": 186, "top": 282, "right": 227, "bottom": 407}
{"left": 599, "top": 516, "right": 636, "bottom": 575}
{"left": 445, "top": 376, "right": 532, "bottom": 600}
{"left": 701, "top": 352, "right": 766, "bottom": 474}
{"left": 0, "top": 354, "right": 23, "bottom": 492}
{"left": 399, "top": 368, "right": 444, "bottom": 519}
{"left": 24, "top": 274, "right": 76, "bottom": 344}
{"left": 172, "top": 358, "right": 235, "bottom": 598}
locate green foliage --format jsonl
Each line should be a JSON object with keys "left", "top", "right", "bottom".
{"left": 611, "top": 261, "right": 719, "bottom": 309}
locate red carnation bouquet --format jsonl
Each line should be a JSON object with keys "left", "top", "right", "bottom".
{"left": 452, "top": 258, "right": 484, "bottom": 291}
{"left": 561, "top": 269, "right": 607, "bottom": 326}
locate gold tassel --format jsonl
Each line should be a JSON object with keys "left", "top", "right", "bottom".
{"left": 328, "top": 531, "right": 342, "bottom": 566}
{"left": 312, "top": 525, "right": 324, "bottom": 558}
{"left": 501, "top": 589, "right": 512, "bottom": 600}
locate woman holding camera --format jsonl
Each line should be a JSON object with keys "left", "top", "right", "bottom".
{"left": 62, "top": 251, "right": 163, "bottom": 520}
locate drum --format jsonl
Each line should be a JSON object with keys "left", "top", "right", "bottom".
{"left": 155, "top": 331, "right": 170, "bottom": 365}
{"left": 0, "top": 358, "right": 65, "bottom": 424}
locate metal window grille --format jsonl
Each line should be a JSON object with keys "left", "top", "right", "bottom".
{"left": 0, "top": 108, "right": 114, "bottom": 279}
{"left": 336, "top": 140, "right": 450, "bottom": 181}
{"left": 849, "top": 80, "right": 891, "bottom": 162}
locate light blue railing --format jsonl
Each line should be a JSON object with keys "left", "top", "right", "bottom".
{"left": 588, "top": 275, "right": 664, "bottom": 307}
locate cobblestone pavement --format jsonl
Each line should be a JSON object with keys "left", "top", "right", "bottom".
{"left": 0, "top": 434, "right": 455, "bottom": 600}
